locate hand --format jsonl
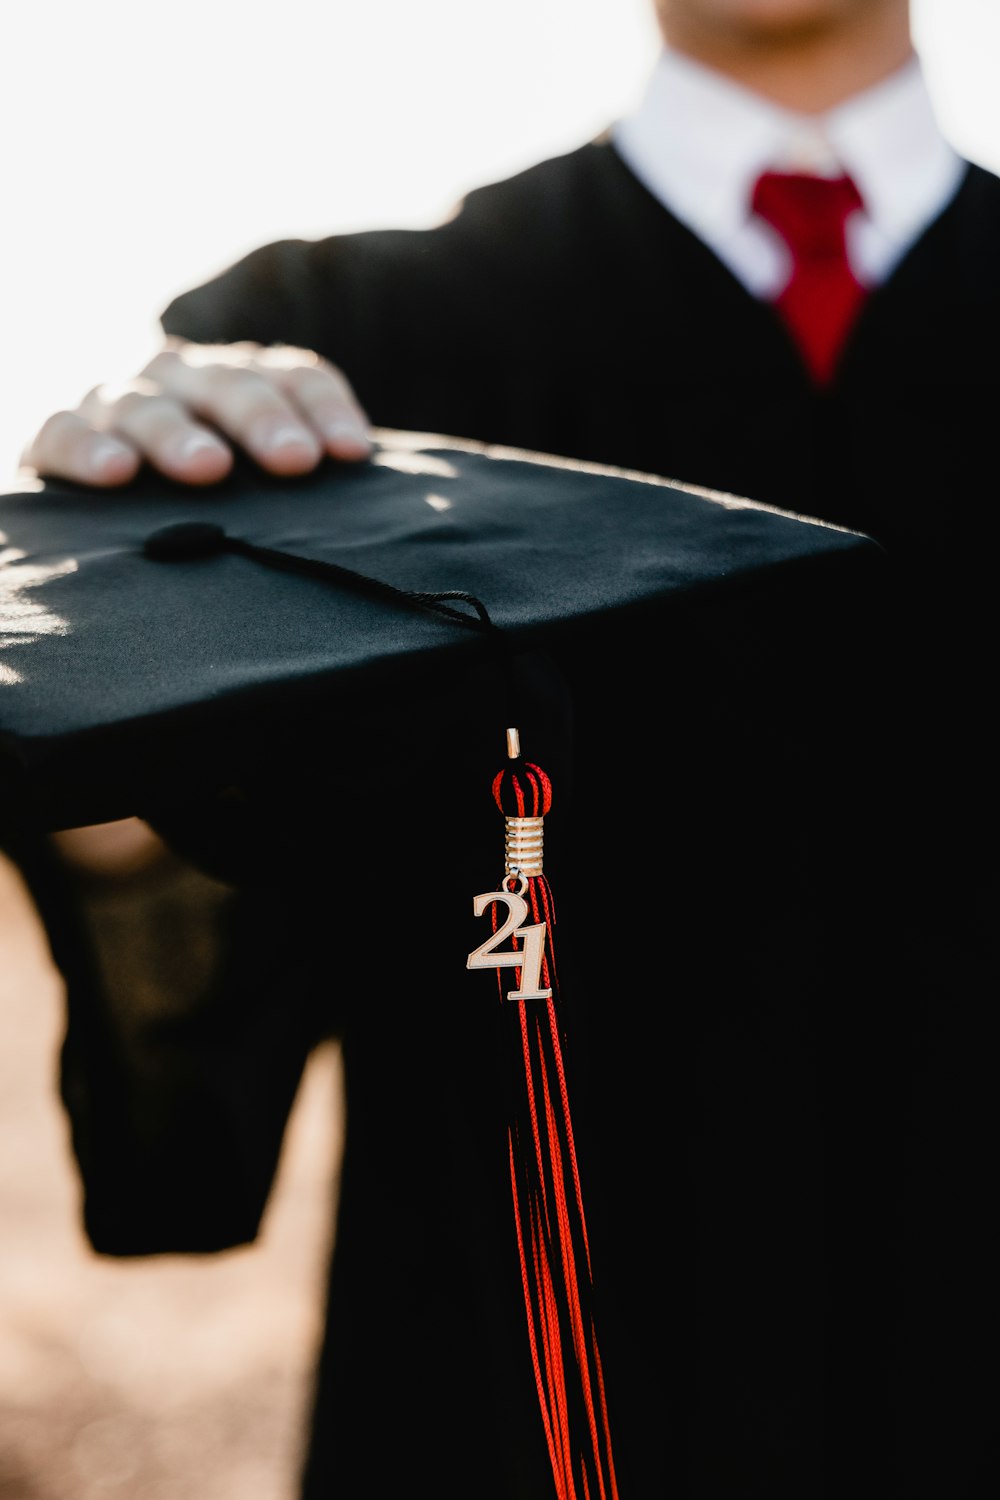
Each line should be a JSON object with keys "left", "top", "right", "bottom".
{"left": 19, "top": 337, "right": 373, "bottom": 488}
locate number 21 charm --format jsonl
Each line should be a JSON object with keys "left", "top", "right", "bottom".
{"left": 467, "top": 876, "right": 552, "bottom": 1002}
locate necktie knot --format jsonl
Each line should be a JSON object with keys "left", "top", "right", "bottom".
{"left": 752, "top": 170, "right": 863, "bottom": 258}
{"left": 750, "top": 169, "right": 867, "bottom": 384}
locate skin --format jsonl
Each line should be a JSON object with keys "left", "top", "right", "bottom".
{"left": 20, "top": 337, "right": 373, "bottom": 490}
{"left": 20, "top": 0, "right": 912, "bottom": 493}
{"left": 654, "top": 0, "right": 913, "bottom": 112}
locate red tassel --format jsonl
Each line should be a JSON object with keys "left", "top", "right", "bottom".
{"left": 468, "top": 745, "right": 618, "bottom": 1500}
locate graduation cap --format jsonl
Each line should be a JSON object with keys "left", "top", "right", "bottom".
{"left": 0, "top": 431, "right": 885, "bottom": 1498}
{"left": 0, "top": 430, "right": 882, "bottom": 829}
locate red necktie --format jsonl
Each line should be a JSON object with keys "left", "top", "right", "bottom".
{"left": 751, "top": 170, "right": 867, "bottom": 385}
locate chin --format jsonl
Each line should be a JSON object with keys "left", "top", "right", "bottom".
{"left": 658, "top": 0, "right": 877, "bottom": 40}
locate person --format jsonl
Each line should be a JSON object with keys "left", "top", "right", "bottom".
{"left": 14, "top": 2, "right": 1000, "bottom": 1496}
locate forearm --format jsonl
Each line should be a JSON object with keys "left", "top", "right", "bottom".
{"left": 160, "top": 237, "right": 332, "bottom": 350}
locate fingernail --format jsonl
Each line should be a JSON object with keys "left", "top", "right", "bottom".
{"left": 171, "top": 432, "right": 227, "bottom": 463}
{"left": 88, "top": 439, "right": 133, "bottom": 477}
{"left": 325, "top": 419, "right": 371, "bottom": 453}
{"left": 255, "top": 421, "right": 317, "bottom": 453}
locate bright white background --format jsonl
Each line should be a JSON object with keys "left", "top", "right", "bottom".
{"left": 2, "top": 0, "right": 999, "bottom": 480}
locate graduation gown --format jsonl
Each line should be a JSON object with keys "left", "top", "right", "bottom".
{"left": 56, "top": 136, "right": 999, "bottom": 1498}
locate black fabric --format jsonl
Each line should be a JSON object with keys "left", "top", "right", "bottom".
{"left": 8, "top": 135, "right": 996, "bottom": 1499}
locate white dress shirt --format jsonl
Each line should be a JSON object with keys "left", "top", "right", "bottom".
{"left": 612, "top": 48, "right": 964, "bottom": 298}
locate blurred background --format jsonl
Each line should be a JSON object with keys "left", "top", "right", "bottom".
{"left": 1, "top": 1, "right": 999, "bottom": 1497}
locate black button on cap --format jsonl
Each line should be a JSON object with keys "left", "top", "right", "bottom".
{"left": 143, "top": 522, "right": 229, "bottom": 561}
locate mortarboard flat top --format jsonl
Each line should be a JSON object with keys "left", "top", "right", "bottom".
{"left": 0, "top": 430, "right": 883, "bottom": 830}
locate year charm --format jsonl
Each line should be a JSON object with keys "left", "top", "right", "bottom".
{"left": 467, "top": 880, "right": 552, "bottom": 1002}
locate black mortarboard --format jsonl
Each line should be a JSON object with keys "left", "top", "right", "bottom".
{"left": 0, "top": 431, "right": 888, "bottom": 1497}
{"left": 1, "top": 429, "right": 882, "bottom": 832}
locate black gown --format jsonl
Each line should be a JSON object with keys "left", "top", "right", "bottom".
{"left": 54, "top": 136, "right": 1000, "bottom": 1498}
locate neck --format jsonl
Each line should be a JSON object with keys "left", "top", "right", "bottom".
{"left": 661, "top": 5, "right": 914, "bottom": 113}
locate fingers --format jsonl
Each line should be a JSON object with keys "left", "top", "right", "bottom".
{"left": 257, "top": 347, "right": 373, "bottom": 461}
{"left": 20, "top": 409, "right": 141, "bottom": 488}
{"left": 79, "top": 379, "right": 234, "bottom": 486}
{"left": 144, "top": 354, "right": 324, "bottom": 476}
{"left": 148, "top": 342, "right": 372, "bottom": 468}
{"left": 22, "top": 338, "right": 373, "bottom": 491}
{"left": 154, "top": 343, "right": 373, "bottom": 465}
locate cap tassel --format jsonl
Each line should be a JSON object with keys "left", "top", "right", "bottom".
{"left": 468, "top": 746, "right": 619, "bottom": 1500}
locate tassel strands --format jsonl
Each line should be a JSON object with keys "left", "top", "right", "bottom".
{"left": 468, "top": 737, "right": 619, "bottom": 1500}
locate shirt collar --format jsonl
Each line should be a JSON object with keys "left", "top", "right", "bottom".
{"left": 612, "top": 47, "right": 963, "bottom": 259}
{"left": 823, "top": 56, "right": 961, "bottom": 244}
